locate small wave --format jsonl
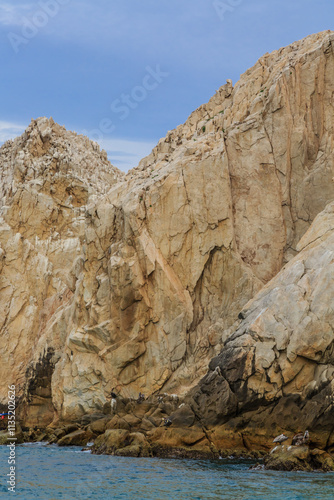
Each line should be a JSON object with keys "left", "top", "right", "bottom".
{"left": 21, "top": 442, "right": 48, "bottom": 447}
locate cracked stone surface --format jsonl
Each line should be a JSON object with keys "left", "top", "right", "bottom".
{"left": 0, "top": 31, "right": 333, "bottom": 429}
{"left": 186, "top": 201, "right": 334, "bottom": 450}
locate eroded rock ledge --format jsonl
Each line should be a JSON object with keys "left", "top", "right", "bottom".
{"left": 4, "top": 391, "right": 333, "bottom": 471}
{"left": 263, "top": 445, "right": 334, "bottom": 472}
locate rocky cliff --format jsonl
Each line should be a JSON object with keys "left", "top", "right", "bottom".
{"left": 185, "top": 199, "right": 334, "bottom": 453}
{"left": 0, "top": 30, "right": 333, "bottom": 444}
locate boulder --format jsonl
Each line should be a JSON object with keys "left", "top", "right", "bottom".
{"left": 88, "top": 417, "right": 110, "bottom": 435}
{"left": 92, "top": 429, "right": 130, "bottom": 455}
{"left": 264, "top": 445, "right": 334, "bottom": 472}
{"left": 57, "top": 429, "right": 94, "bottom": 447}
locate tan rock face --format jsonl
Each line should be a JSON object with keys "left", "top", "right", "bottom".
{"left": 188, "top": 200, "right": 334, "bottom": 448}
{"left": 0, "top": 118, "right": 123, "bottom": 425}
{"left": 0, "top": 31, "right": 334, "bottom": 426}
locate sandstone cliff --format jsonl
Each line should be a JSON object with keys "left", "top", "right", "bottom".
{"left": 0, "top": 31, "right": 333, "bottom": 435}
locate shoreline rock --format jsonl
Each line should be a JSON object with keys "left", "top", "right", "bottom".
{"left": 2, "top": 397, "right": 333, "bottom": 471}
{"left": 263, "top": 445, "right": 334, "bottom": 472}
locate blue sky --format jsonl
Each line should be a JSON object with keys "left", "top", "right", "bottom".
{"left": 0, "top": 0, "right": 333, "bottom": 171}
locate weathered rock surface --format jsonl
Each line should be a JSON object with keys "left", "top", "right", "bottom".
{"left": 0, "top": 422, "right": 24, "bottom": 445}
{"left": 264, "top": 445, "right": 334, "bottom": 472}
{"left": 57, "top": 429, "right": 94, "bottom": 447}
{"left": 184, "top": 199, "right": 334, "bottom": 452}
{"left": 0, "top": 117, "right": 124, "bottom": 426}
{"left": 0, "top": 30, "right": 333, "bottom": 441}
{"left": 88, "top": 394, "right": 218, "bottom": 459}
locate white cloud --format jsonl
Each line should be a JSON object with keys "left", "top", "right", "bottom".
{"left": 0, "top": 1, "right": 121, "bottom": 42}
{"left": 0, "top": 4, "right": 32, "bottom": 27}
{"left": 0, "top": 120, "right": 25, "bottom": 144}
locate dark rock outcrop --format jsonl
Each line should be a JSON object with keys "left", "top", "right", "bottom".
{"left": 264, "top": 445, "right": 334, "bottom": 472}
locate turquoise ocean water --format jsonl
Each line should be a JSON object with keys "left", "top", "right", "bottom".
{"left": 0, "top": 443, "right": 333, "bottom": 499}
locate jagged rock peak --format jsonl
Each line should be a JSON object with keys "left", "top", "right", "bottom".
{"left": 134, "top": 29, "right": 334, "bottom": 174}
{"left": 0, "top": 117, "right": 124, "bottom": 207}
